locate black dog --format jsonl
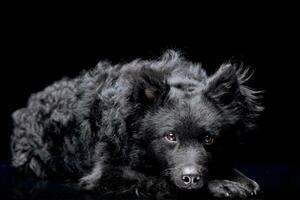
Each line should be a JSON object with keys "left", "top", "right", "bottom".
{"left": 11, "top": 50, "right": 263, "bottom": 198}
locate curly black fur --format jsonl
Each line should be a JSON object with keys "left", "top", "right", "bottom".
{"left": 11, "top": 50, "right": 263, "bottom": 198}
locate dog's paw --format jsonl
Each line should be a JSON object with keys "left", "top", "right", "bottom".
{"left": 207, "top": 179, "right": 259, "bottom": 198}
{"left": 135, "top": 187, "right": 152, "bottom": 199}
{"left": 78, "top": 177, "right": 98, "bottom": 190}
{"left": 245, "top": 178, "right": 260, "bottom": 196}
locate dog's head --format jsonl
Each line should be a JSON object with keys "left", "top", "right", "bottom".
{"left": 128, "top": 62, "right": 263, "bottom": 190}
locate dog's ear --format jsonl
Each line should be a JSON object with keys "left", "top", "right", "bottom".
{"left": 203, "top": 63, "right": 263, "bottom": 129}
{"left": 129, "top": 68, "right": 170, "bottom": 109}
{"left": 203, "top": 64, "right": 240, "bottom": 105}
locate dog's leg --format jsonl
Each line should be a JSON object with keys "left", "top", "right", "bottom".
{"left": 78, "top": 141, "right": 109, "bottom": 190}
{"left": 231, "top": 169, "right": 260, "bottom": 193}
{"left": 207, "top": 168, "right": 260, "bottom": 198}
{"left": 78, "top": 161, "right": 104, "bottom": 190}
{"left": 120, "top": 167, "right": 172, "bottom": 199}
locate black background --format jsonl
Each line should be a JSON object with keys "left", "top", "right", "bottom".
{"left": 1, "top": 3, "right": 299, "bottom": 198}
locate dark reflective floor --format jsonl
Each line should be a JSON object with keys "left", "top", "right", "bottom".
{"left": 0, "top": 161, "right": 299, "bottom": 200}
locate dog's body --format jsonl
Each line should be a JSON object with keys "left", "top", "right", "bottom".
{"left": 11, "top": 51, "right": 262, "bottom": 198}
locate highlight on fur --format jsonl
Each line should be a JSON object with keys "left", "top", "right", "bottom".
{"left": 11, "top": 50, "right": 263, "bottom": 198}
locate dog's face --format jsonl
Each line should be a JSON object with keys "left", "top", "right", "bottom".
{"left": 142, "top": 99, "right": 223, "bottom": 190}
{"left": 130, "top": 64, "right": 262, "bottom": 190}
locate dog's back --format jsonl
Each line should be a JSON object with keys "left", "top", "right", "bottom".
{"left": 11, "top": 77, "right": 79, "bottom": 176}
{"left": 10, "top": 61, "right": 117, "bottom": 178}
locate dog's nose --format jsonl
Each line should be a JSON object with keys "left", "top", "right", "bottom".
{"left": 181, "top": 166, "right": 202, "bottom": 186}
{"left": 181, "top": 174, "right": 201, "bottom": 184}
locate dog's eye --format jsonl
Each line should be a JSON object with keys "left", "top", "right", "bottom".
{"left": 164, "top": 132, "right": 176, "bottom": 142}
{"left": 203, "top": 135, "right": 214, "bottom": 145}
